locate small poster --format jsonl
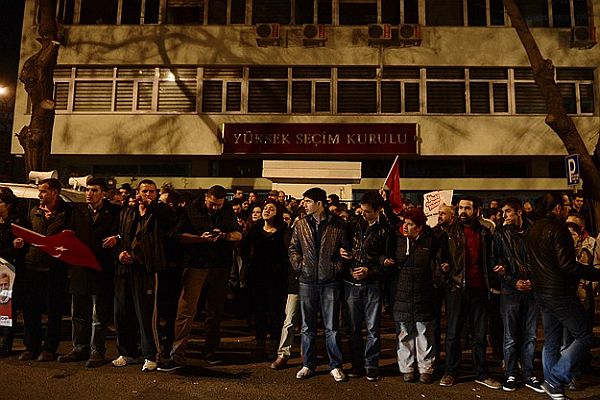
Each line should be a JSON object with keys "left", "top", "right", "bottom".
{"left": 423, "top": 190, "right": 454, "bottom": 228}
{"left": 0, "top": 258, "right": 15, "bottom": 327}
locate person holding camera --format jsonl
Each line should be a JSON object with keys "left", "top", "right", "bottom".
{"left": 158, "top": 185, "right": 242, "bottom": 371}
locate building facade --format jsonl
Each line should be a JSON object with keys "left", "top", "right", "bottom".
{"left": 11, "top": 0, "right": 600, "bottom": 200}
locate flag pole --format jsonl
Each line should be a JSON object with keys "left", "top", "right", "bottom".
{"left": 382, "top": 155, "right": 399, "bottom": 189}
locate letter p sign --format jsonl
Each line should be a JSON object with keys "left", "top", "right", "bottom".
{"left": 565, "top": 154, "right": 580, "bottom": 186}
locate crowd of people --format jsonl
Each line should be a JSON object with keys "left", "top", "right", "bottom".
{"left": 0, "top": 179, "right": 599, "bottom": 400}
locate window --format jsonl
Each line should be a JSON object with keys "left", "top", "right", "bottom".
{"left": 426, "top": 0, "right": 463, "bottom": 26}
{"left": 79, "top": 0, "right": 118, "bottom": 24}
{"left": 252, "top": 0, "right": 291, "bottom": 24}
{"left": 339, "top": 0, "right": 377, "bottom": 25}
{"left": 293, "top": 0, "right": 333, "bottom": 24}
{"left": 517, "top": 0, "right": 548, "bottom": 27}
{"left": 53, "top": 65, "right": 595, "bottom": 116}
{"left": 166, "top": 0, "right": 204, "bottom": 24}
{"left": 337, "top": 67, "right": 377, "bottom": 113}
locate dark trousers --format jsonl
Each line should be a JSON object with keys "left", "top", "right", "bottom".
{"left": 444, "top": 287, "right": 489, "bottom": 380}
{"left": 114, "top": 269, "right": 157, "bottom": 360}
{"left": 22, "top": 267, "right": 67, "bottom": 354}
{"left": 71, "top": 293, "right": 112, "bottom": 355}
{"left": 250, "top": 281, "right": 286, "bottom": 343}
{"left": 157, "top": 269, "right": 182, "bottom": 355}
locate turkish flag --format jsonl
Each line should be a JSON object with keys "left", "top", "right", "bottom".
{"left": 384, "top": 156, "right": 403, "bottom": 214}
{"left": 11, "top": 224, "right": 102, "bottom": 271}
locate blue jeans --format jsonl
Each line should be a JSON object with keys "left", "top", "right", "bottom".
{"left": 299, "top": 281, "right": 343, "bottom": 370}
{"left": 343, "top": 281, "right": 382, "bottom": 370}
{"left": 500, "top": 291, "right": 538, "bottom": 379}
{"left": 536, "top": 293, "right": 593, "bottom": 390}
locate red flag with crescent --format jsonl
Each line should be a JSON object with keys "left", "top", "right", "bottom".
{"left": 11, "top": 224, "right": 102, "bottom": 271}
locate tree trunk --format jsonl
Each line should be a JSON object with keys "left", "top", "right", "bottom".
{"left": 504, "top": 0, "right": 600, "bottom": 201}
{"left": 16, "top": 0, "right": 60, "bottom": 178}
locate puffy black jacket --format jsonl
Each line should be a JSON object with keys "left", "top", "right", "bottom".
{"left": 343, "top": 215, "right": 394, "bottom": 285}
{"left": 491, "top": 219, "right": 532, "bottom": 294}
{"left": 289, "top": 213, "right": 346, "bottom": 284}
{"left": 389, "top": 227, "right": 438, "bottom": 322}
{"left": 526, "top": 212, "right": 600, "bottom": 296}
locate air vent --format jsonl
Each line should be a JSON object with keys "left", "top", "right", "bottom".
{"left": 302, "top": 24, "right": 327, "bottom": 46}
{"left": 570, "top": 26, "right": 596, "bottom": 49}
{"left": 368, "top": 24, "right": 392, "bottom": 46}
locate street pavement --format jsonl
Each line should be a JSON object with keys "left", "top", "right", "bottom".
{"left": 1, "top": 315, "right": 600, "bottom": 400}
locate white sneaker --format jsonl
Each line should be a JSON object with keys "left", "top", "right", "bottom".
{"left": 296, "top": 366, "right": 315, "bottom": 379}
{"left": 330, "top": 367, "right": 347, "bottom": 382}
{"left": 112, "top": 355, "right": 128, "bottom": 367}
{"left": 142, "top": 359, "right": 157, "bottom": 372}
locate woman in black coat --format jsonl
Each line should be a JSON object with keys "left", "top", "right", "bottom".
{"left": 242, "top": 199, "right": 289, "bottom": 359}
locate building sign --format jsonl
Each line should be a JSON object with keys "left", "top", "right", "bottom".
{"left": 222, "top": 123, "right": 418, "bottom": 154}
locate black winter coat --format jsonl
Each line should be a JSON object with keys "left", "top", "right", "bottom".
{"left": 491, "top": 219, "right": 532, "bottom": 295}
{"left": 389, "top": 227, "right": 438, "bottom": 323}
{"left": 242, "top": 222, "right": 289, "bottom": 287}
{"left": 526, "top": 212, "right": 600, "bottom": 296}
{"left": 69, "top": 200, "right": 120, "bottom": 295}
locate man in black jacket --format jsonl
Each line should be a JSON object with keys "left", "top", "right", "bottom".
{"left": 491, "top": 198, "right": 543, "bottom": 393}
{"left": 112, "top": 179, "right": 177, "bottom": 372}
{"left": 14, "top": 178, "right": 73, "bottom": 362}
{"left": 289, "top": 187, "right": 347, "bottom": 382}
{"left": 526, "top": 192, "right": 600, "bottom": 400}
{"left": 158, "top": 185, "right": 242, "bottom": 371}
{"left": 341, "top": 191, "right": 392, "bottom": 382}
{"left": 440, "top": 195, "right": 501, "bottom": 390}
{"left": 58, "top": 178, "right": 120, "bottom": 368}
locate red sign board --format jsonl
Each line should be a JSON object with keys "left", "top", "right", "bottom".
{"left": 222, "top": 123, "right": 418, "bottom": 154}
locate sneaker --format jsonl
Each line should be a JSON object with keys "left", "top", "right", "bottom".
{"left": 270, "top": 356, "right": 288, "bottom": 370}
{"left": 503, "top": 376, "right": 518, "bottom": 392}
{"left": 157, "top": 358, "right": 184, "bottom": 372}
{"left": 403, "top": 372, "right": 415, "bottom": 383}
{"left": 296, "top": 366, "right": 315, "bottom": 380}
{"left": 366, "top": 368, "right": 379, "bottom": 382}
{"left": 541, "top": 381, "right": 569, "bottom": 400}
{"left": 142, "top": 359, "right": 157, "bottom": 372}
{"left": 525, "top": 376, "right": 544, "bottom": 393}
{"left": 112, "top": 355, "right": 128, "bottom": 367}
{"left": 348, "top": 367, "right": 364, "bottom": 378}
{"left": 419, "top": 373, "right": 432, "bottom": 384}
{"left": 330, "top": 367, "right": 347, "bottom": 382}
{"left": 476, "top": 377, "right": 502, "bottom": 390}
{"left": 439, "top": 374, "right": 455, "bottom": 387}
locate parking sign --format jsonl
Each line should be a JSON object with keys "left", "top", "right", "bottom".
{"left": 565, "top": 154, "right": 580, "bottom": 186}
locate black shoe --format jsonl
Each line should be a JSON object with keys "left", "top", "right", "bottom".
{"left": 157, "top": 358, "right": 185, "bottom": 372}
{"left": 525, "top": 376, "right": 544, "bottom": 393}
{"left": 566, "top": 378, "right": 579, "bottom": 391}
{"left": 541, "top": 381, "right": 569, "bottom": 400}
{"left": 366, "top": 368, "right": 379, "bottom": 382}
{"left": 85, "top": 351, "right": 105, "bottom": 368}
{"left": 204, "top": 352, "right": 222, "bottom": 366}
{"left": 348, "top": 367, "right": 364, "bottom": 378}
{"left": 503, "top": 376, "right": 519, "bottom": 392}
{"left": 58, "top": 349, "right": 89, "bottom": 363}
{"left": 0, "top": 344, "right": 11, "bottom": 356}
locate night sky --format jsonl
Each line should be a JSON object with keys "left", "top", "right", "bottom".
{"left": 0, "top": 1, "right": 25, "bottom": 92}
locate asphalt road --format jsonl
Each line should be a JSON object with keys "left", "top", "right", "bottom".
{"left": 1, "top": 316, "right": 600, "bottom": 400}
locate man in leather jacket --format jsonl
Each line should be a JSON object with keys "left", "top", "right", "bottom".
{"left": 491, "top": 198, "right": 543, "bottom": 393}
{"left": 340, "top": 191, "right": 393, "bottom": 382}
{"left": 525, "top": 192, "right": 600, "bottom": 400}
{"left": 289, "top": 187, "right": 347, "bottom": 382}
{"left": 439, "top": 195, "right": 501, "bottom": 390}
